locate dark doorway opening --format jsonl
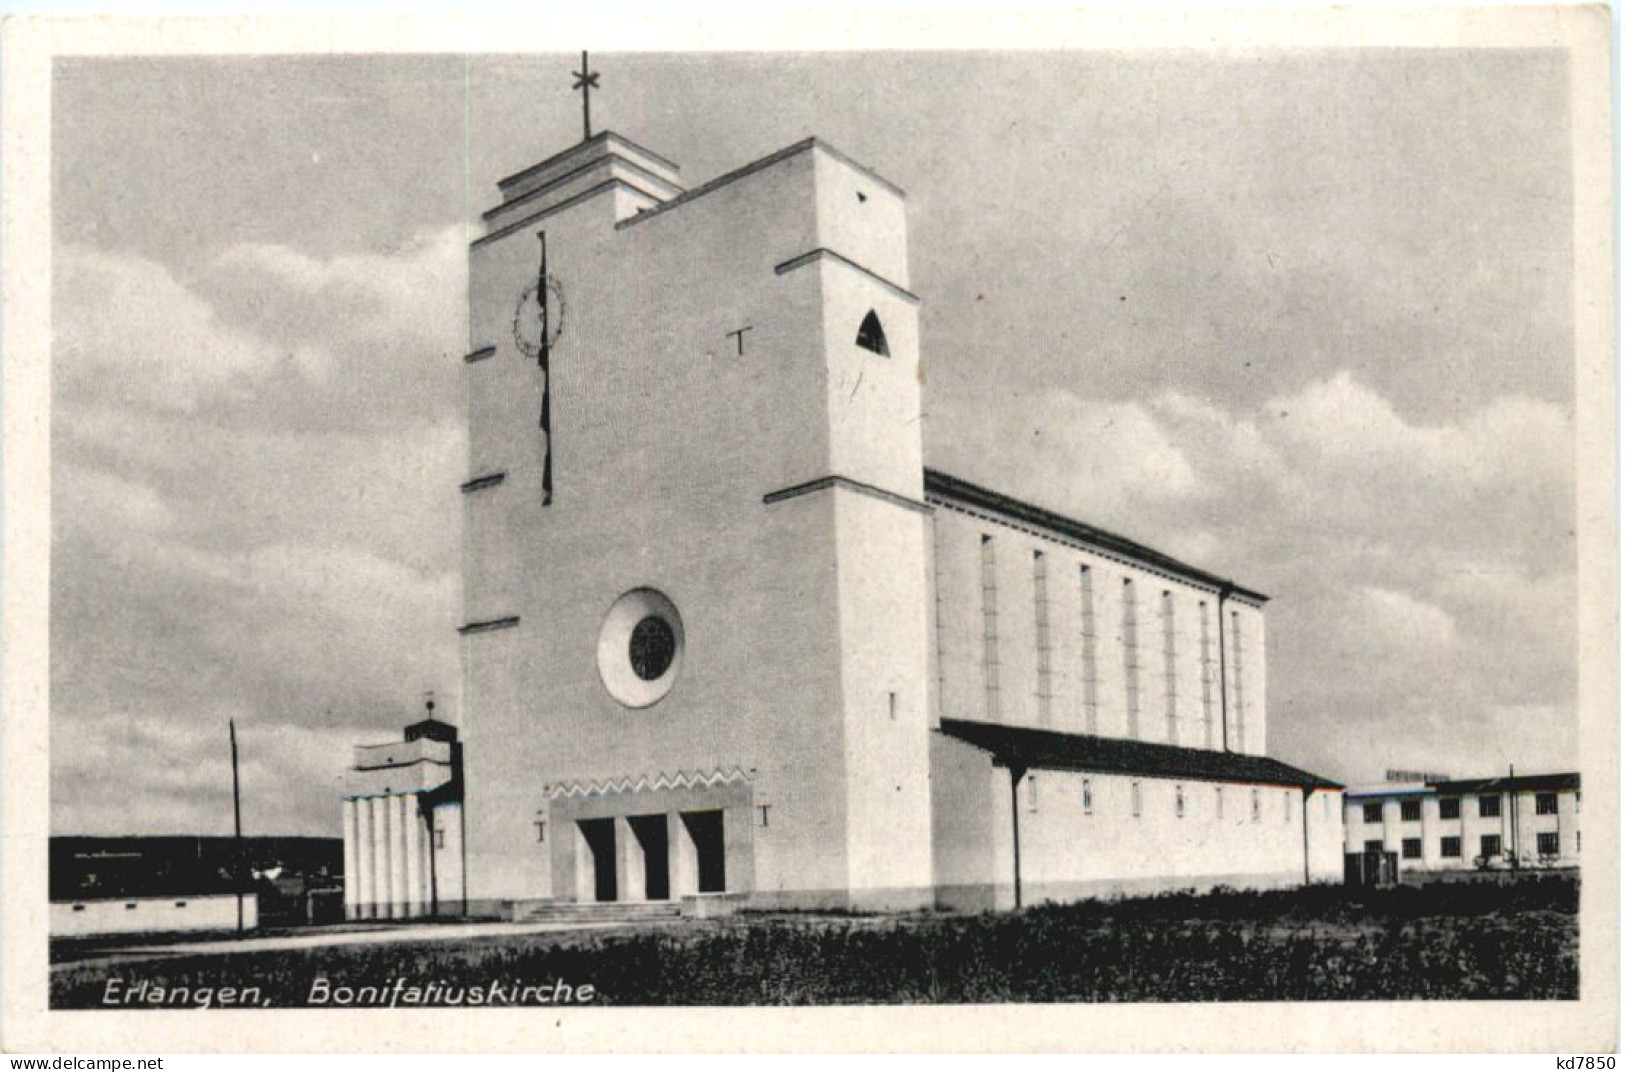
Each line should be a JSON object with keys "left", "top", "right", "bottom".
{"left": 628, "top": 814, "right": 670, "bottom": 901}
{"left": 577, "top": 818, "right": 617, "bottom": 902}
{"left": 682, "top": 809, "right": 726, "bottom": 893}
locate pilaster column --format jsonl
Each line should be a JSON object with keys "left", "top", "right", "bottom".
{"left": 617, "top": 816, "right": 645, "bottom": 902}
{"left": 574, "top": 823, "right": 593, "bottom": 903}
{"left": 342, "top": 799, "right": 360, "bottom": 920}
{"left": 370, "top": 796, "right": 390, "bottom": 919}
{"left": 420, "top": 804, "right": 435, "bottom": 912}
{"left": 389, "top": 794, "right": 409, "bottom": 918}
{"left": 669, "top": 813, "right": 698, "bottom": 898}
{"left": 403, "top": 794, "right": 423, "bottom": 918}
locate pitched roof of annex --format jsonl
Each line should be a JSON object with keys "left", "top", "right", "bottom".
{"left": 939, "top": 719, "right": 1342, "bottom": 790}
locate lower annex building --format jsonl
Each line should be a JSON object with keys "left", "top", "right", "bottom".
{"left": 1344, "top": 772, "right": 1581, "bottom": 877}
{"left": 346, "top": 124, "right": 1345, "bottom": 919}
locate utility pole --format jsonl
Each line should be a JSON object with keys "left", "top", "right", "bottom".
{"left": 230, "top": 719, "right": 244, "bottom": 934}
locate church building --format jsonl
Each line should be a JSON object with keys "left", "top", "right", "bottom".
{"left": 452, "top": 109, "right": 1344, "bottom": 915}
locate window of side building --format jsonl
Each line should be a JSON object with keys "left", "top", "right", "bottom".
{"left": 1478, "top": 794, "right": 1500, "bottom": 818}
{"left": 1536, "top": 792, "right": 1558, "bottom": 815}
{"left": 1400, "top": 799, "right": 1421, "bottom": 822}
{"left": 1402, "top": 838, "right": 1421, "bottom": 859}
{"left": 1441, "top": 836, "right": 1461, "bottom": 858}
{"left": 1480, "top": 834, "right": 1502, "bottom": 859}
{"left": 1537, "top": 831, "right": 1560, "bottom": 856}
{"left": 1362, "top": 802, "right": 1382, "bottom": 824}
{"left": 1438, "top": 796, "right": 1460, "bottom": 820}
{"left": 1364, "top": 839, "right": 1383, "bottom": 854}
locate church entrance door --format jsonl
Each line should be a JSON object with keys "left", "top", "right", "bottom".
{"left": 576, "top": 818, "right": 617, "bottom": 902}
{"left": 628, "top": 814, "right": 671, "bottom": 901}
{"left": 681, "top": 809, "right": 727, "bottom": 893}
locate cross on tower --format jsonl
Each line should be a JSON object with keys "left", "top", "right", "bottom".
{"left": 572, "top": 51, "right": 600, "bottom": 142}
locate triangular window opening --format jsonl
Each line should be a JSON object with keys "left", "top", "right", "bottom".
{"left": 855, "top": 310, "right": 890, "bottom": 357}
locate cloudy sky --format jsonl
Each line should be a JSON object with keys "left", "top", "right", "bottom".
{"left": 51, "top": 49, "right": 1576, "bottom": 836}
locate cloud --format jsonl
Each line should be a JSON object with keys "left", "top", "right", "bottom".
{"left": 1268, "top": 371, "right": 1572, "bottom": 495}
{"left": 54, "top": 247, "right": 279, "bottom": 412}
{"left": 203, "top": 227, "right": 467, "bottom": 382}
{"left": 55, "top": 462, "right": 179, "bottom": 535}
{"left": 926, "top": 388, "right": 1202, "bottom": 538}
{"left": 52, "top": 233, "right": 468, "bottom": 836}
{"left": 55, "top": 228, "right": 468, "bottom": 433}
{"left": 928, "top": 369, "right": 1577, "bottom": 784}
{"left": 1352, "top": 586, "right": 1458, "bottom": 652}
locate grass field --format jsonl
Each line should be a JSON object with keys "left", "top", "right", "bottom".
{"left": 52, "top": 875, "right": 1578, "bottom": 1006}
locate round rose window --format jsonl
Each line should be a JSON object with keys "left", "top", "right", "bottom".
{"left": 629, "top": 616, "right": 677, "bottom": 681}
{"left": 597, "top": 589, "right": 684, "bottom": 708}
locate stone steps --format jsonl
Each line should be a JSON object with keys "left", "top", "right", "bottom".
{"left": 518, "top": 900, "right": 684, "bottom": 924}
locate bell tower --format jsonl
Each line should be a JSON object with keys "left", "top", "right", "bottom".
{"left": 456, "top": 59, "right": 934, "bottom": 911}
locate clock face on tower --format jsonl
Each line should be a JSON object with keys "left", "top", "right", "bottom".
{"left": 512, "top": 276, "right": 567, "bottom": 359}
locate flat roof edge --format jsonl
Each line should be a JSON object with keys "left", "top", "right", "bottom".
{"left": 615, "top": 138, "right": 819, "bottom": 230}
{"left": 615, "top": 136, "right": 907, "bottom": 232}
{"left": 496, "top": 130, "right": 682, "bottom": 191}
{"left": 808, "top": 138, "right": 907, "bottom": 199}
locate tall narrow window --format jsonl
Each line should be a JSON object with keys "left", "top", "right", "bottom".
{"left": 1250, "top": 787, "right": 1261, "bottom": 822}
{"left": 1230, "top": 611, "right": 1246, "bottom": 751}
{"left": 1175, "top": 783, "right": 1186, "bottom": 819}
{"left": 1161, "top": 590, "right": 1178, "bottom": 744}
{"left": 932, "top": 518, "right": 949, "bottom": 698}
{"left": 855, "top": 310, "right": 890, "bottom": 356}
{"left": 1131, "top": 780, "right": 1143, "bottom": 818}
{"left": 1199, "top": 600, "right": 1215, "bottom": 748}
{"left": 1081, "top": 778, "right": 1094, "bottom": 815}
{"left": 1215, "top": 785, "right": 1225, "bottom": 820}
{"left": 980, "top": 535, "right": 1000, "bottom": 720}
{"left": 1026, "top": 774, "right": 1038, "bottom": 813}
{"left": 1033, "top": 551, "right": 1052, "bottom": 723}
{"left": 1079, "top": 565, "right": 1099, "bottom": 734}
{"left": 1122, "top": 578, "right": 1140, "bottom": 738}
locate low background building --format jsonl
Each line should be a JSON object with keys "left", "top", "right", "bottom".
{"left": 1344, "top": 771, "right": 1579, "bottom": 876}
{"left": 48, "top": 835, "right": 338, "bottom": 937}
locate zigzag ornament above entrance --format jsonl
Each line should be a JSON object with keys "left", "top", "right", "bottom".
{"left": 544, "top": 766, "right": 756, "bottom": 800}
